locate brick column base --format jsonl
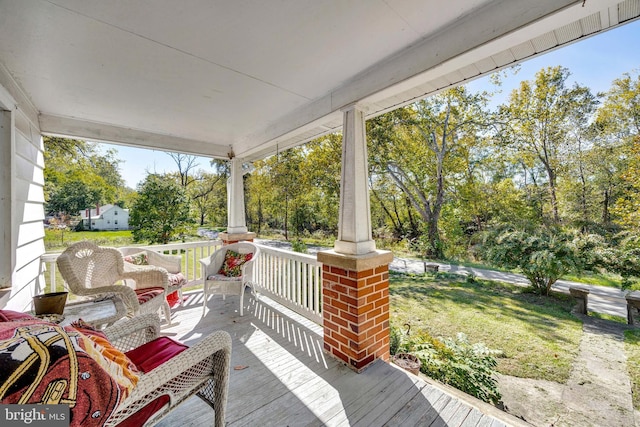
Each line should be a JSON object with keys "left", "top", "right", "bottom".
{"left": 317, "top": 250, "right": 394, "bottom": 372}
{"left": 219, "top": 232, "right": 256, "bottom": 245}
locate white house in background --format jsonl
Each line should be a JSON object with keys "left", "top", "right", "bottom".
{"left": 80, "top": 204, "right": 130, "bottom": 231}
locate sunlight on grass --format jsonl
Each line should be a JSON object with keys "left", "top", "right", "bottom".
{"left": 624, "top": 329, "right": 640, "bottom": 410}
{"left": 389, "top": 273, "right": 583, "bottom": 382}
{"left": 562, "top": 271, "right": 622, "bottom": 289}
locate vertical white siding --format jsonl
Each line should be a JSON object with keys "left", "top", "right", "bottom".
{"left": 0, "top": 67, "right": 45, "bottom": 312}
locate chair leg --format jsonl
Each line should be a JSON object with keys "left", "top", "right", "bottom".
{"left": 202, "top": 283, "right": 208, "bottom": 316}
{"left": 163, "top": 301, "right": 172, "bottom": 326}
{"left": 239, "top": 285, "right": 245, "bottom": 316}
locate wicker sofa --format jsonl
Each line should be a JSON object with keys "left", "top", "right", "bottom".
{"left": 0, "top": 310, "right": 231, "bottom": 427}
{"left": 119, "top": 247, "right": 188, "bottom": 308}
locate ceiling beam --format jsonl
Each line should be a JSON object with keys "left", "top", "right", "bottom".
{"left": 39, "top": 114, "right": 231, "bottom": 158}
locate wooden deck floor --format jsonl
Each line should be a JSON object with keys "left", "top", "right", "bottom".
{"left": 155, "top": 290, "right": 528, "bottom": 427}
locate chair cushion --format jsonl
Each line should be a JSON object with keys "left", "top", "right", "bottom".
{"left": 168, "top": 272, "right": 187, "bottom": 287}
{"left": 123, "top": 251, "right": 149, "bottom": 265}
{"left": 134, "top": 287, "right": 165, "bottom": 304}
{"left": 218, "top": 250, "right": 253, "bottom": 277}
{"left": 125, "top": 336, "right": 188, "bottom": 373}
{"left": 118, "top": 337, "right": 188, "bottom": 427}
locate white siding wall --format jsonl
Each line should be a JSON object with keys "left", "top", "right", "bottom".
{"left": 101, "top": 206, "right": 129, "bottom": 230}
{"left": 0, "top": 66, "right": 46, "bottom": 312}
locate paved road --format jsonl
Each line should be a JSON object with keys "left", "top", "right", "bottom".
{"left": 256, "top": 239, "right": 630, "bottom": 318}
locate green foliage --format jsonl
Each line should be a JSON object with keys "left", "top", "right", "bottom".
{"left": 392, "top": 324, "right": 501, "bottom": 404}
{"left": 291, "top": 238, "right": 308, "bottom": 254}
{"left": 44, "top": 137, "right": 124, "bottom": 217}
{"left": 129, "top": 174, "right": 191, "bottom": 244}
{"left": 481, "top": 226, "right": 581, "bottom": 295}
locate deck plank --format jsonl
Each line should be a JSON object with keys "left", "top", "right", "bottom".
{"left": 155, "top": 290, "right": 525, "bottom": 427}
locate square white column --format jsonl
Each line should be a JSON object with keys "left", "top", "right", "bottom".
{"left": 334, "top": 104, "right": 376, "bottom": 255}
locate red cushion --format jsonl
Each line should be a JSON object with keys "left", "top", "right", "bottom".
{"left": 125, "top": 336, "right": 188, "bottom": 373}
{"left": 134, "top": 287, "right": 165, "bottom": 304}
{"left": 117, "top": 337, "right": 189, "bottom": 427}
{"left": 115, "top": 395, "right": 170, "bottom": 427}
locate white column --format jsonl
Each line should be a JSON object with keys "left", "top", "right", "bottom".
{"left": 334, "top": 104, "right": 376, "bottom": 255}
{"left": 226, "top": 157, "right": 248, "bottom": 234}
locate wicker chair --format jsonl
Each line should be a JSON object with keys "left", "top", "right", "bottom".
{"left": 103, "top": 314, "right": 231, "bottom": 427}
{"left": 56, "top": 241, "right": 169, "bottom": 323}
{"left": 200, "top": 242, "right": 260, "bottom": 316}
{"left": 119, "top": 247, "right": 188, "bottom": 313}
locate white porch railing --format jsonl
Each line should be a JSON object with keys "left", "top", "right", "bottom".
{"left": 40, "top": 240, "right": 224, "bottom": 296}
{"left": 253, "top": 244, "right": 323, "bottom": 325}
{"left": 39, "top": 240, "right": 323, "bottom": 324}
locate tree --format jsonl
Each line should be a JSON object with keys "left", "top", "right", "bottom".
{"left": 44, "top": 137, "right": 125, "bottom": 226}
{"left": 129, "top": 174, "right": 190, "bottom": 244}
{"left": 498, "top": 66, "right": 597, "bottom": 223}
{"left": 167, "top": 152, "right": 200, "bottom": 187}
{"left": 369, "top": 87, "right": 489, "bottom": 258}
{"left": 187, "top": 168, "right": 227, "bottom": 226}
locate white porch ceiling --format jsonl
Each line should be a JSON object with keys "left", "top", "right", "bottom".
{"left": 0, "top": 0, "right": 638, "bottom": 161}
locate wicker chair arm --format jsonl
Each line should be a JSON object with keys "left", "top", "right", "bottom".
{"left": 122, "top": 265, "right": 169, "bottom": 291}
{"left": 103, "top": 313, "right": 160, "bottom": 351}
{"left": 112, "top": 331, "right": 232, "bottom": 427}
{"left": 145, "top": 251, "right": 182, "bottom": 274}
{"left": 240, "top": 252, "right": 259, "bottom": 283}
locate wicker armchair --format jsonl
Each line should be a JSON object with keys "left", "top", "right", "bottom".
{"left": 103, "top": 314, "right": 231, "bottom": 427}
{"left": 56, "top": 241, "right": 169, "bottom": 322}
{"left": 119, "top": 247, "right": 188, "bottom": 307}
{"left": 200, "top": 242, "right": 260, "bottom": 316}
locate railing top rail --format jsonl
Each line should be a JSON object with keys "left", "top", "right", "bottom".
{"left": 254, "top": 243, "right": 321, "bottom": 266}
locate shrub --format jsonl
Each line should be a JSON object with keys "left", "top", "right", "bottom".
{"left": 480, "top": 226, "right": 581, "bottom": 295}
{"left": 291, "top": 238, "right": 308, "bottom": 253}
{"left": 392, "top": 325, "right": 502, "bottom": 405}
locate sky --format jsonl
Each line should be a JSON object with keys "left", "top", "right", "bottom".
{"left": 101, "top": 20, "right": 640, "bottom": 189}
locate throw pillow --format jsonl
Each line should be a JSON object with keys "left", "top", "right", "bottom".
{"left": 123, "top": 251, "right": 149, "bottom": 265}
{"left": 218, "top": 250, "right": 253, "bottom": 277}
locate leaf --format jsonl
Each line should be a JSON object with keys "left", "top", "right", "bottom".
{"left": 233, "top": 365, "right": 249, "bottom": 370}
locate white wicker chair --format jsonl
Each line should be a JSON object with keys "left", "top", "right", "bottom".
{"left": 119, "top": 247, "right": 187, "bottom": 307}
{"left": 103, "top": 314, "right": 231, "bottom": 427}
{"left": 56, "top": 241, "right": 169, "bottom": 323}
{"left": 200, "top": 242, "right": 260, "bottom": 316}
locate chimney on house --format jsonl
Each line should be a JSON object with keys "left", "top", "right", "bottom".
{"left": 85, "top": 208, "right": 89, "bottom": 218}
{"left": 96, "top": 204, "right": 100, "bottom": 215}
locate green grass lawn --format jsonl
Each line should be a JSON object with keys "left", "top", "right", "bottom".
{"left": 45, "top": 229, "right": 135, "bottom": 251}
{"left": 389, "top": 272, "right": 583, "bottom": 382}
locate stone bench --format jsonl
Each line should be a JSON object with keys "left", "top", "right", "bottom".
{"left": 626, "top": 292, "right": 640, "bottom": 325}
{"left": 424, "top": 263, "right": 439, "bottom": 273}
{"left": 569, "top": 286, "right": 590, "bottom": 315}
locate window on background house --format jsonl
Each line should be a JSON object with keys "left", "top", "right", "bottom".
{"left": 115, "top": 220, "right": 118, "bottom": 225}
{"left": 115, "top": 211, "right": 118, "bottom": 215}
